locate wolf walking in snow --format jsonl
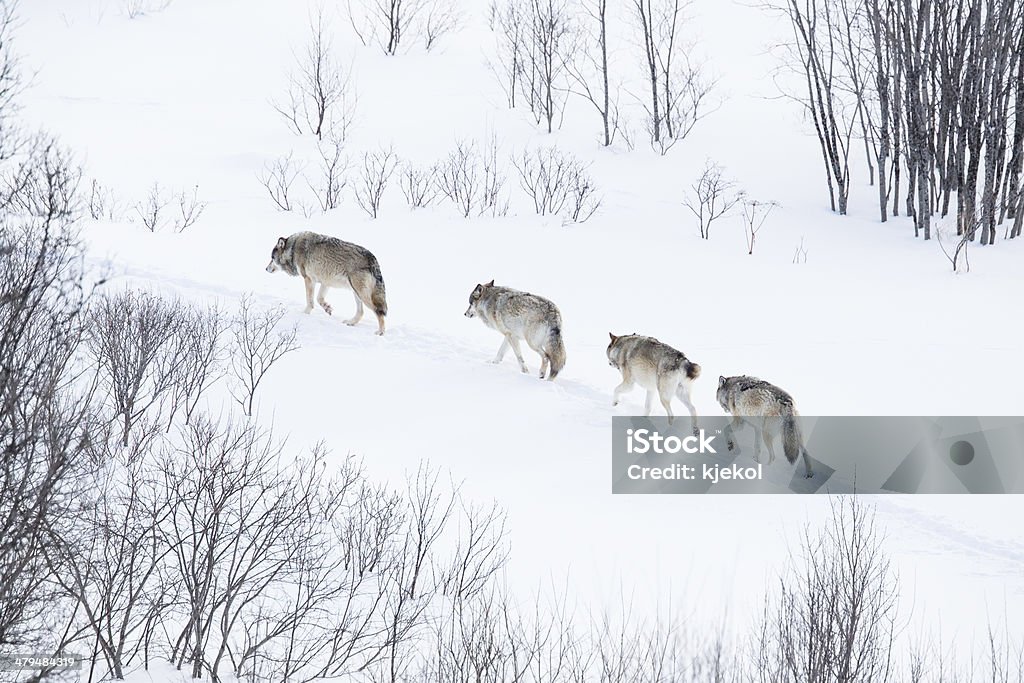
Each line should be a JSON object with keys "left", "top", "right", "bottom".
{"left": 715, "top": 375, "right": 813, "bottom": 478}
{"left": 266, "top": 231, "right": 388, "bottom": 335}
{"left": 464, "top": 280, "right": 566, "bottom": 380}
{"left": 606, "top": 333, "right": 700, "bottom": 426}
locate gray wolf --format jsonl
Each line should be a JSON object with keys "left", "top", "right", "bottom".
{"left": 464, "top": 280, "right": 566, "bottom": 380}
{"left": 266, "top": 231, "right": 387, "bottom": 335}
{"left": 606, "top": 333, "right": 700, "bottom": 426}
{"left": 715, "top": 375, "right": 813, "bottom": 478}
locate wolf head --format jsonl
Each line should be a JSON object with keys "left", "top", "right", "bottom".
{"left": 266, "top": 236, "right": 294, "bottom": 275}
{"left": 606, "top": 332, "right": 621, "bottom": 368}
{"left": 716, "top": 376, "right": 734, "bottom": 413}
{"left": 464, "top": 280, "right": 494, "bottom": 318}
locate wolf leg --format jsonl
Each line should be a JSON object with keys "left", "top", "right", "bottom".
{"left": 317, "top": 284, "right": 333, "bottom": 315}
{"left": 344, "top": 292, "right": 364, "bottom": 326}
{"left": 508, "top": 337, "right": 529, "bottom": 373}
{"left": 643, "top": 390, "right": 655, "bottom": 416}
{"left": 675, "top": 384, "right": 700, "bottom": 436}
{"left": 302, "top": 276, "right": 315, "bottom": 314}
{"left": 751, "top": 426, "right": 763, "bottom": 464}
{"left": 492, "top": 338, "right": 510, "bottom": 364}
{"left": 539, "top": 355, "right": 549, "bottom": 379}
{"left": 724, "top": 415, "right": 745, "bottom": 452}
{"left": 656, "top": 378, "right": 675, "bottom": 424}
{"left": 762, "top": 419, "right": 778, "bottom": 464}
{"left": 612, "top": 378, "right": 633, "bottom": 407}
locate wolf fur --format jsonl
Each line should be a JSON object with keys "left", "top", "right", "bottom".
{"left": 266, "top": 231, "right": 388, "bottom": 335}
{"left": 606, "top": 333, "right": 700, "bottom": 426}
{"left": 464, "top": 280, "right": 566, "bottom": 380}
{"left": 716, "top": 375, "right": 813, "bottom": 478}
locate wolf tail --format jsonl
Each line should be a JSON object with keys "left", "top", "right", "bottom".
{"left": 782, "top": 412, "right": 813, "bottom": 477}
{"left": 684, "top": 360, "right": 701, "bottom": 381}
{"left": 368, "top": 257, "right": 387, "bottom": 317}
{"left": 781, "top": 413, "right": 802, "bottom": 465}
{"left": 545, "top": 327, "right": 566, "bottom": 380}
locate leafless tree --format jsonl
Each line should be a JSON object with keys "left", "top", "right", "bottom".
{"left": 0, "top": 0, "right": 25, "bottom": 163}
{"left": 767, "top": 0, "right": 860, "bottom": 214}
{"left": 306, "top": 136, "right": 349, "bottom": 213}
{"left": 132, "top": 181, "right": 170, "bottom": 232}
{"left": 348, "top": 0, "right": 463, "bottom": 55}
{"left": 566, "top": 0, "right": 625, "bottom": 147}
{"left": 684, "top": 161, "right": 744, "bottom": 239}
{"left": 163, "top": 303, "right": 226, "bottom": 428}
{"left": 352, "top": 146, "right": 398, "bottom": 219}
{"left": 436, "top": 141, "right": 482, "bottom": 218}
{"left": 89, "top": 290, "right": 187, "bottom": 446}
{"left": 757, "top": 496, "right": 899, "bottom": 683}
{"left": 399, "top": 161, "right": 440, "bottom": 208}
{"left": 490, "top": 0, "right": 575, "bottom": 133}
{"left": 257, "top": 152, "right": 304, "bottom": 212}
{"left": 87, "top": 178, "right": 122, "bottom": 221}
{"left": 229, "top": 295, "right": 299, "bottom": 417}
{"left": 274, "top": 8, "right": 356, "bottom": 141}
{"left": 512, "top": 146, "right": 602, "bottom": 222}
{"left": 43, "top": 431, "right": 176, "bottom": 680}
{"left": 741, "top": 198, "right": 779, "bottom": 254}
{"left": 174, "top": 185, "right": 206, "bottom": 232}
{"left": 0, "top": 215, "right": 98, "bottom": 655}
{"left": 632, "top": 0, "right": 716, "bottom": 154}
{"left": 435, "top": 138, "right": 510, "bottom": 218}
{"left": 1, "top": 135, "right": 84, "bottom": 222}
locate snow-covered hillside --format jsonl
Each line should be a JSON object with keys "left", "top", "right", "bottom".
{"left": 7, "top": 0, "right": 1024, "bottom": 679}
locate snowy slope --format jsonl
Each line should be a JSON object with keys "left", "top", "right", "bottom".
{"left": 14, "top": 0, "right": 1024, "bottom": 671}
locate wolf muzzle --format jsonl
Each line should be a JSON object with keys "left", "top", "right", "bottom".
{"left": 464, "top": 306, "right": 475, "bottom": 318}
{"left": 265, "top": 261, "right": 278, "bottom": 273}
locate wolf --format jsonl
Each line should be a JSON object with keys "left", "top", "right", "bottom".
{"left": 464, "top": 280, "right": 566, "bottom": 380}
{"left": 715, "top": 375, "right": 813, "bottom": 478}
{"left": 606, "top": 333, "right": 700, "bottom": 426}
{"left": 266, "top": 231, "right": 387, "bottom": 335}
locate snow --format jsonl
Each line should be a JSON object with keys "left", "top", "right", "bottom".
{"left": 11, "top": 0, "right": 1024, "bottom": 677}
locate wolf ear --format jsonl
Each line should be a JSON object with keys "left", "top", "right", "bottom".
{"left": 608, "top": 332, "right": 617, "bottom": 342}
{"left": 485, "top": 279, "right": 495, "bottom": 287}
{"left": 276, "top": 237, "right": 287, "bottom": 249}
{"left": 718, "top": 376, "right": 726, "bottom": 387}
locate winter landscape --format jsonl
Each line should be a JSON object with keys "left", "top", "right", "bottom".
{"left": 2, "top": 0, "right": 1024, "bottom": 680}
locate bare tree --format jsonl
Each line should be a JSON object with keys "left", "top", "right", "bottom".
{"left": 306, "top": 136, "right": 349, "bottom": 213}
{"left": 769, "top": 0, "right": 859, "bottom": 214}
{"left": 257, "top": 152, "right": 304, "bottom": 212}
{"left": 758, "top": 496, "right": 899, "bottom": 683}
{"left": 89, "top": 290, "right": 187, "bottom": 446}
{"left": 0, "top": 0, "right": 24, "bottom": 163}
{"left": 513, "top": 146, "right": 602, "bottom": 222}
{"left": 633, "top": 0, "right": 716, "bottom": 154}
{"left": 174, "top": 184, "right": 206, "bottom": 232}
{"left": 352, "top": 146, "right": 398, "bottom": 219}
{"left": 132, "top": 182, "right": 170, "bottom": 232}
{"left": 741, "top": 198, "right": 779, "bottom": 254}
{"left": 0, "top": 215, "right": 98, "bottom": 654}
{"left": 435, "top": 138, "right": 509, "bottom": 219}
{"left": 229, "top": 295, "right": 299, "bottom": 417}
{"left": 399, "top": 161, "right": 440, "bottom": 208}
{"left": 348, "top": 0, "right": 463, "bottom": 55}
{"left": 1, "top": 135, "right": 84, "bottom": 222}
{"left": 684, "top": 161, "right": 744, "bottom": 239}
{"left": 163, "top": 303, "right": 226, "bottom": 428}
{"left": 490, "top": 0, "right": 575, "bottom": 133}
{"left": 566, "top": 0, "right": 623, "bottom": 147}
{"left": 274, "top": 8, "right": 356, "bottom": 141}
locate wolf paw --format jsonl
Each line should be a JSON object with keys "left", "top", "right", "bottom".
{"left": 321, "top": 303, "right": 333, "bottom": 315}
{"left": 727, "top": 441, "right": 736, "bottom": 452}
{"left": 344, "top": 319, "right": 358, "bottom": 326}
